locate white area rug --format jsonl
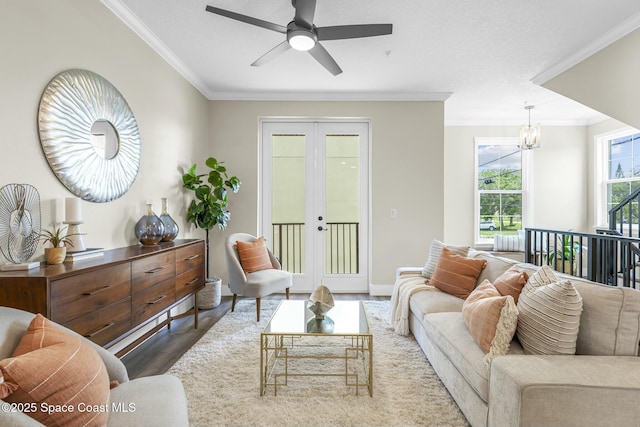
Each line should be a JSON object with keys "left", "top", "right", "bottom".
{"left": 168, "top": 299, "right": 469, "bottom": 427}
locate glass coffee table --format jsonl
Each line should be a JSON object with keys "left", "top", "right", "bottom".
{"left": 260, "top": 300, "right": 373, "bottom": 396}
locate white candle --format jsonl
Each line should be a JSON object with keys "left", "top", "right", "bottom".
{"left": 65, "top": 197, "right": 82, "bottom": 222}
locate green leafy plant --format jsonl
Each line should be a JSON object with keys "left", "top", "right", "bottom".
{"left": 182, "top": 157, "right": 242, "bottom": 277}
{"left": 38, "top": 225, "right": 77, "bottom": 248}
{"left": 549, "top": 235, "right": 581, "bottom": 263}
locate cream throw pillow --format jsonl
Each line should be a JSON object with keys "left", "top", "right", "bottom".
{"left": 421, "top": 239, "right": 469, "bottom": 279}
{"left": 516, "top": 265, "right": 583, "bottom": 355}
{"left": 462, "top": 280, "right": 518, "bottom": 365}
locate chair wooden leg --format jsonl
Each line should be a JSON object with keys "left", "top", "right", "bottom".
{"left": 231, "top": 294, "right": 237, "bottom": 312}
{"left": 286, "top": 288, "right": 290, "bottom": 300}
{"left": 256, "top": 298, "right": 261, "bottom": 322}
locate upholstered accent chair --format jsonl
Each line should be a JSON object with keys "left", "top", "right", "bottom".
{"left": 225, "top": 233, "right": 292, "bottom": 321}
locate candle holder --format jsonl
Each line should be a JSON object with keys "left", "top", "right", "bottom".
{"left": 63, "top": 221, "right": 87, "bottom": 252}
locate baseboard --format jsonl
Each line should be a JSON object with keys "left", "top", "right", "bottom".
{"left": 369, "top": 283, "right": 393, "bottom": 296}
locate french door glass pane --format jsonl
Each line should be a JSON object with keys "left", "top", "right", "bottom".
{"left": 272, "top": 134, "right": 305, "bottom": 273}
{"left": 325, "top": 134, "right": 360, "bottom": 274}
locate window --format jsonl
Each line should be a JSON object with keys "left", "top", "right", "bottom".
{"left": 475, "top": 138, "right": 527, "bottom": 245}
{"left": 595, "top": 128, "right": 640, "bottom": 227}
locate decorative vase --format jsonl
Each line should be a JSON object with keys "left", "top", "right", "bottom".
{"left": 159, "top": 197, "right": 179, "bottom": 242}
{"left": 45, "top": 247, "right": 66, "bottom": 265}
{"left": 134, "top": 203, "right": 165, "bottom": 245}
{"left": 306, "top": 284, "right": 335, "bottom": 320}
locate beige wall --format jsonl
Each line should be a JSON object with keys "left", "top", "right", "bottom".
{"left": 1, "top": 1, "right": 210, "bottom": 265}
{"left": 444, "top": 125, "right": 590, "bottom": 245}
{"left": 207, "top": 101, "right": 444, "bottom": 288}
{"left": 542, "top": 28, "right": 640, "bottom": 130}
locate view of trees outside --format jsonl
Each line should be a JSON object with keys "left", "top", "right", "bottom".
{"left": 271, "top": 134, "right": 360, "bottom": 273}
{"left": 477, "top": 143, "right": 523, "bottom": 239}
{"left": 607, "top": 132, "right": 640, "bottom": 223}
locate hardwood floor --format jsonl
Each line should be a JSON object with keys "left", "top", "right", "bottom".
{"left": 121, "top": 293, "right": 389, "bottom": 379}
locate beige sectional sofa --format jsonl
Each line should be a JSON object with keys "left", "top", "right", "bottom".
{"left": 0, "top": 306, "right": 189, "bottom": 427}
{"left": 394, "top": 249, "right": 640, "bottom": 427}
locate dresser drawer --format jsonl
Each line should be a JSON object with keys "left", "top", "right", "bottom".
{"left": 132, "top": 278, "right": 176, "bottom": 325}
{"left": 64, "top": 297, "right": 132, "bottom": 347}
{"left": 175, "top": 267, "right": 205, "bottom": 301}
{"left": 176, "top": 242, "right": 204, "bottom": 275}
{"left": 50, "top": 263, "right": 131, "bottom": 324}
{"left": 131, "top": 252, "right": 176, "bottom": 294}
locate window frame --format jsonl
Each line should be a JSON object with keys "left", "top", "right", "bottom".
{"left": 595, "top": 126, "right": 640, "bottom": 228}
{"left": 474, "top": 137, "right": 530, "bottom": 248}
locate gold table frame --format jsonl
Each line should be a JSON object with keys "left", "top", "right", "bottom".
{"left": 260, "top": 300, "right": 373, "bottom": 396}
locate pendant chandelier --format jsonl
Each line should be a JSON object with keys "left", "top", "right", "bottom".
{"left": 519, "top": 105, "right": 541, "bottom": 150}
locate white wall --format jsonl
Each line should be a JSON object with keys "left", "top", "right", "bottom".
{"left": 206, "top": 101, "right": 444, "bottom": 289}
{"left": 444, "top": 125, "right": 589, "bottom": 245}
{"left": 542, "top": 28, "right": 640, "bottom": 130}
{"left": 1, "top": 0, "right": 210, "bottom": 264}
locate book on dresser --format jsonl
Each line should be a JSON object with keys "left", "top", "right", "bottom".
{"left": 64, "top": 247, "right": 104, "bottom": 262}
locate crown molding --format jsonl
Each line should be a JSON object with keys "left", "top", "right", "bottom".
{"left": 532, "top": 11, "right": 640, "bottom": 85}
{"left": 207, "top": 91, "right": 453, "bottom": 102}
{"left": 101, "top": 0, "right": 211, "bottom": 98}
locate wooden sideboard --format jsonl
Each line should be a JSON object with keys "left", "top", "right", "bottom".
{"left": 0, "top": 239, "right": 205, "bottom": 356}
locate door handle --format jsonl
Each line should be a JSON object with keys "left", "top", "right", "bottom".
{"left": 317, "top": 226, "right": 327, "bottom": 231}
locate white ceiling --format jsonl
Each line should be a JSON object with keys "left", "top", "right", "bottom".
{"left": 104, "top": 0, "right": 640, "bottom": 125}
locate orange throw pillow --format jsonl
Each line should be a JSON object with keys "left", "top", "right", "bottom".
{"left": 236, "top": 237, "right": 273, "bottom": 274}
{"left": 430, "top": 247, "right": 487, "bottom": 299}
{"left": 0, "top": 314, "right": 110, "bottom": 426}
{"left": 494, "top": 266, "right": 529, "bottom": 304}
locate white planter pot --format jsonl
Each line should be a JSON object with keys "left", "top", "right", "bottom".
{"left": 198, "top": 277, "right": 222, "bottom": 309}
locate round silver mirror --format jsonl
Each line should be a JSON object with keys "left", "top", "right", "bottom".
{"left": 38, "top": 69, "right": 141, "bottom": 203}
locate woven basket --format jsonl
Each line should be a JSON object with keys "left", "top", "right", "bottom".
{"left": 198, "top": 278, "right": 222, "bottom": 309}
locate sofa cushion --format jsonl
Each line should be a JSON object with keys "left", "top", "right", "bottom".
{"left": 516, "top": 266, "right": 583, "bottom": 355}
{"left": 430, "top": 248, "right": 487, "bottom": 299}
{"left": 236, "top": 237, "right": 272, "bottom": 273}
{"left": 516, "top": 264, "right": 640, "bottom": 356}
{"left": 423, "top": 312, "right": 525, "bottom": 403}
{"left": 421, "top": 239, "right": 469, "bottom": 279}
{"left": 409, "top": 287, "right": 465, "bottom": 322}
{"left": 0, "top": 314, "right": 110, "bottom": 426}
{"left": 493, "top": 266, "right": 528, "bottom": 304}
{"left": 469, "top": 250, "right": 519, "bottom": 286}
{"left": 462, "top": 280, "right": 518, "bottom": 364}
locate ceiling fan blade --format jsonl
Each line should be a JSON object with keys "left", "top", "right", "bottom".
{"left": 205, "top": 5, "right": 287, "bottom": 34}
{"left": 292, "top": 0, "right": 316, "bottom": 28}
{"left": 308, "top": 43, "right": 342, "bottom": 76}
{"left": 251, "top": 41, "right": 291, "bottom": 67}
{"left": 316, "top": 24, "right": 393, "bottom": 41}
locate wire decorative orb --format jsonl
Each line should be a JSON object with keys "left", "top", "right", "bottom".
{"left": 0, "top": 184, "right": 41, "bottom": 264}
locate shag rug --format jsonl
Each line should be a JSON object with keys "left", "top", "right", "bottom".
{"left": 168, "top": 299, "right": 469, "bottom": 427}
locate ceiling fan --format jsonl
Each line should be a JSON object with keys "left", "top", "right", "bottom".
{"left": 205, "top": 0, "right": 393, "bottom": 76}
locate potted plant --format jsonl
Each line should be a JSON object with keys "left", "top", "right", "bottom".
{"left": 548, "top": 234, "right": 581, "bottom": 275}
{"left": 39, "top": 225, "right": 77, "bottom": 264}
{"left": 182, "top": 157, "right": 241, "bottom": 308}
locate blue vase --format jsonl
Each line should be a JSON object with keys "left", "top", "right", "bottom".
{"left": 160, "top": 197, "right": 179, "bottom": 242}
{"left": 135, "top": 203, "right": 165, "bottom": 245}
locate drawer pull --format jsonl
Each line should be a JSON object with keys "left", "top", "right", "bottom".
{"left": 84, "top": 323, "right": 114, "bottom": 338}
{"left": 145, "top": 267, "right": 164, "bottom": 274}
{"left": 184, "top": 278, "right": 199, "bottom": 287}
{"left": 82, "top": 285, "right": 110, "bottom": 296}
{"left": 185, "top": 254, "right": 200, "bottom": 261}
{"left": 148, "top": 295, "right": 167, "bottom": 305}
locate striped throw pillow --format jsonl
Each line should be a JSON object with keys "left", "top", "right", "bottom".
{"left": 236, "top": 237, "right": 273, "bottom": 274}
{"left": 462, "top": 280, "right": 519, "bottom": 365}
{"left": 430, "top": 247, "right": 487, "bottom": 299}
{"left": 516, "top": 265, "right": 583, "bottom": 354}
{"left": 421, "top": 239, "right": 469, "bottom": 279}
{"left": 0, "top": 314, "right": 110, "bottom": 426}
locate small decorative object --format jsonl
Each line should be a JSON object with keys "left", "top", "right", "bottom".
{"left": 134, "top": 202, "right": 165, "bottom": 245}
{"left": 198, "top": 277, "right": 222, "bottom": 309}
{"left": 38, "top": 225, "right": 77, "bottom": 265}
{"left": 306, "top": 316, "right": 335, "bottom": 333}
{"left": 159, "top": 197, "right": 179, "bottom": 242}
{"left": 0, "top": 183, "right": 41, "bottom": 270}
{"left": 306, "top": 284, "right": 335, "bottom": 320}
{"left": 63, "top": 197, "right": 87, "bottom": 252}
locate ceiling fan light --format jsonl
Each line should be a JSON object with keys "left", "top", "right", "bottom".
{"left": 288, "top": 30, "right": 316, "bottom": 51}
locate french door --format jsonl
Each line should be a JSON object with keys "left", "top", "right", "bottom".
{"left": 261, "top": 120, "right": 369, "bottom": 293}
